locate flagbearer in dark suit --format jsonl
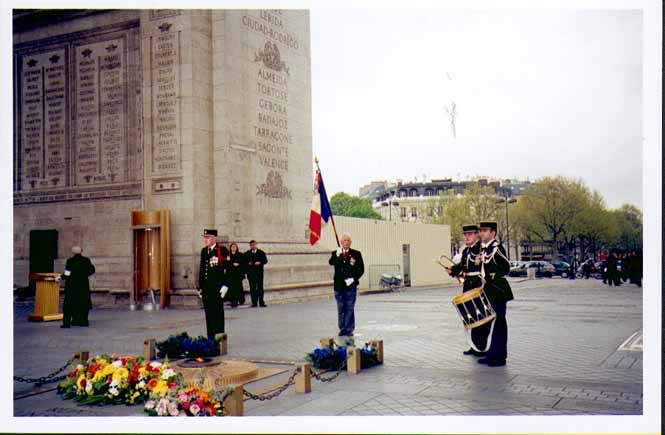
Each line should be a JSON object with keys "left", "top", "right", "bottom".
{"left": 478, "top": 221, "right": 514, "bottom": 367}
{"left": 328, "top": 233, "right": 365, "bottom": 337}
{"left": 198, "top": 229, "right": 228, "bottom": 339}
{"left": 448, "top": 224, "right": 490, "bottom": 356}
{"left": 245, "top": 240, "right": 268, "bottom": 307}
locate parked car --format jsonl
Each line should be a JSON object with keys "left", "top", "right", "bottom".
{"left": 550, "top": 260, "right": 571, "bottom": 277}
{"left": 509, "top": 261, "right": 555, "bottom": 278}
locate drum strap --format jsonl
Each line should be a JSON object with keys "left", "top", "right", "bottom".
{"left": 466, "top": 318, "right": 496, "bottom": 353}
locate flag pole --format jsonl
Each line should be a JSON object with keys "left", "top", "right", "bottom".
{"left": 315, "top": 157, "right": 341, "bottom": 247}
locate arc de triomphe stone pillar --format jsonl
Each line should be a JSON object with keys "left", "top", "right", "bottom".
{"left": 13, "top": 10, "right": 330, "bottom": 303}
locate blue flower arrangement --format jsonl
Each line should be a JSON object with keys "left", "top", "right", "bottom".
{"left": 156, "top": 332, "right": 221, "bottom": 359}
{"left": 306, "top": 341, "right": 381, "bottom": 370}
{"left": 306, "top": 346, "right": 347, "bottom": 370}
{"left": 359, "top": 345, "right": 381, "bottom": 369}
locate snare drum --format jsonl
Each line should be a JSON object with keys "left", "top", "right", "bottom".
{"left": 451, "top": 287, "right": 496, "bottom": 330}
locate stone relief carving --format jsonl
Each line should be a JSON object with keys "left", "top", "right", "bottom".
{"left": 254, "top": 41, "right": 290, "bottom": 75}
{"left": 256, "top": 170, "right": 291, "bottom": 199}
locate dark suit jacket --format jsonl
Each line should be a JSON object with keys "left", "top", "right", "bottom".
{"left": 199, "top": 244, "right": 228, "bottom": 291}
{"left": 481, "top": 240, "right": 514, "bottom": 303}
{"left": 329, "top": 248, "right": 364, "bottom": 291}
{"left": 245, "top": 249, "right": 268, "bottom": 276}
{"left": 450, "top": 241, "right": 482, "bottom": 291}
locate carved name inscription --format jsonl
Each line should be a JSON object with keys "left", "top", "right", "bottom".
{"left": 151, "top": 25, "right": 181, "bottom": 174}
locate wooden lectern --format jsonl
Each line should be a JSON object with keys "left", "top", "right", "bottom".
{"left": 28, "top": 272, "right": 63, "bottom": 322}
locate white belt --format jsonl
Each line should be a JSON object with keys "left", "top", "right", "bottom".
{"left": 465, "top": 272, "right": 481, "bottom": 276}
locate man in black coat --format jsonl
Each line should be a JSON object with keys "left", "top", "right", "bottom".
{"left": 449, "top": 224, "right": 490, "bottom": 356}
{"left": 198, "top": 229, "right": 227, "bottom": 339}
{"left": 57, "top": 246, "right": 95, "bottom": 328}
{"left": 245, "top": 240, "right": 268, "bottom": 307}
{"left": 606, "top": 252, "right": 621, "bottom": 286}
{"left": 328, "top": 233, "right": 364, "bottom": 337}
{"left": 477, "top": 221, "right": 514, "bottom": 367}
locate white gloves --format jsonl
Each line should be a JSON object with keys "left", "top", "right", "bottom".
{"left": 55, "top": 275, "right": 61, "bottom": 282}
{"left": 219, "top": 285, "right": 229, "bottom": 298}
{"left": 64, "top": 270, "right": 71, "bottom": 277}
{"left": 336, "top": 247, "right": 342, "bottom": 256}
{"left": 344, "top": 278, "right": 354, "bottom": 287}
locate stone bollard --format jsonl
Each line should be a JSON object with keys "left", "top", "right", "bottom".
{"left": 320, "top": 337, "right": 335, "bottom": 349}
{"left": 74, "top": 350, "right": 89, "bottom": 363}
{"left": 215, "top": 333, "right": 228, "bottom": 356}
{"left": 369, "top": 339, "right": 384, "bottom": 363}
{"left": 143, "top": 338, "right": 156, "bottom": 361}
{"left": 223, "top": 384, "right": 244, "bottom": 416}
{"left": 346, "top": 347, "right": 361, "bottom": 375}
{"left": 295, "top": 363, "right": 312, "bottom": 394}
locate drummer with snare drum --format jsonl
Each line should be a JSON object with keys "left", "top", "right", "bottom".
{"left": 448, "top": 224, "right": 490, "bottom": 356}
{"left": 477, "top": 221, "right": 514, "bottom": 367}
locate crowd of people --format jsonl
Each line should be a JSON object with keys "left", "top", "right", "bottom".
{"left": 571, "top": 251, "right": 642, "bottom": 287}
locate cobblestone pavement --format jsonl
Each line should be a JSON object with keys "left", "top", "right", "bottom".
{"left": 13, "top": 278, "right": 643, "bottom": 417}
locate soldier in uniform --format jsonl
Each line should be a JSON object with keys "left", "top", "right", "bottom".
{"left": 198, "top": 229, "right": 228, "bottom": 339}
{"left": 448, "top": 224, "right": 490, "bottom": 356}
{"left": 478, "top": 221, "right": 514, "bottom": 367}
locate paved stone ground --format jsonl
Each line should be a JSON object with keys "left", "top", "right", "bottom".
{"left": 13, "top": 278, "right": 643, "bottom": 417}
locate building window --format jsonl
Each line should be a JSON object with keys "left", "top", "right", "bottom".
{"left": 410, "top": 189, "right": 418, "bottom": 197}
{"left": 425, "top": 189, "right": 433, "bottom": 197}
{"left": 411, "top": 207, "right": 417, "bottom": 217}
{"left": 399, "top": 190, "right": 407, "bottom": 198}
{"left": 400, "top": 207, "right": 407, "bottom": 218}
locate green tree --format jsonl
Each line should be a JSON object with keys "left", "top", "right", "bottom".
{"left": 513, "top": 176, "right": 589, "bottom": 260}
{"left": 571, "top": 191, "right": 619, "bottom": 259}
{"left": 329, "top": 192, "right": 383, "bottom": 219}
{"left": 611, "top": 204, "right": 643, "bottom": 251}
{"left": 425, "top": 183, "right": 501, "bottom": 252}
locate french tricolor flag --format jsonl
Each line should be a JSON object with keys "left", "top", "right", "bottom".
{"left": 308, "top": 169, "right": 333, "bottom": 245}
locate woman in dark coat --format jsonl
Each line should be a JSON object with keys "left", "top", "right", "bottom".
{"left": 226, "top": 242, "right": 246, "bottom": 307}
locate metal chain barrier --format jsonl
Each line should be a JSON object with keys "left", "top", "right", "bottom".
{"left": 13, "top": 359, "right": 73, "bottom": 386}
{"left": 311, "top": 359, "right": 347, "bottom": 383}
{"left": 242, "top": 368, "right": 299, "bottom": 401}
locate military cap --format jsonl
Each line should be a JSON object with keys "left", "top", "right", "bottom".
{"left": 203, "top": 228, "right": 218, "bottom": 237}
{"left": 479, "top": 221, "right": 498, "bottom": 232}
{"left": 462, "top": 224, "right": 479, "bottom": 232}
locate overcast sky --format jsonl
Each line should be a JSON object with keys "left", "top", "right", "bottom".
{"left": 310, "top": 8, "right": 643, "bottom": 209}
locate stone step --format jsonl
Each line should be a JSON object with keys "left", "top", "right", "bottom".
{"left": 85, "top": 279, "right": 338, "bottom": 309}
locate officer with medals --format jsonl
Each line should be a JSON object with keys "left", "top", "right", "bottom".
{"left": 448, "top": 224, "right": 490, "bottom": 356}
{"left": 198, "top": 229, "right": 228, "bottom": 339}
{"left": 478, "top": 221, "right": 514, "bottom": 367}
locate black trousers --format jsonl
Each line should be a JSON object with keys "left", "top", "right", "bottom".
{"left": 62, "top": 292, "right": 90, "bottom": 326}
{"left": 248, "top": 269, "right": 265, "bottom": 305}
{"left": 202, "top": 288, "right": 225, "bottom": 338}
{"left": 486, "top": 301, "right": 508, "bottom": 361}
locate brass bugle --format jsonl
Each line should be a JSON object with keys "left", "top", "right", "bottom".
{"left": 434, "top": 254, "right": 464, "bottom": 285}
{"left": 435, "top": 254, "right": 455, "bottom": 270}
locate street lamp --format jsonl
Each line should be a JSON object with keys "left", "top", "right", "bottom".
{"left": 381, "top": 193, "right": 400, "bottom": 221}
{"left": 496, "top": 189, "right": 517, "bottom": 260}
